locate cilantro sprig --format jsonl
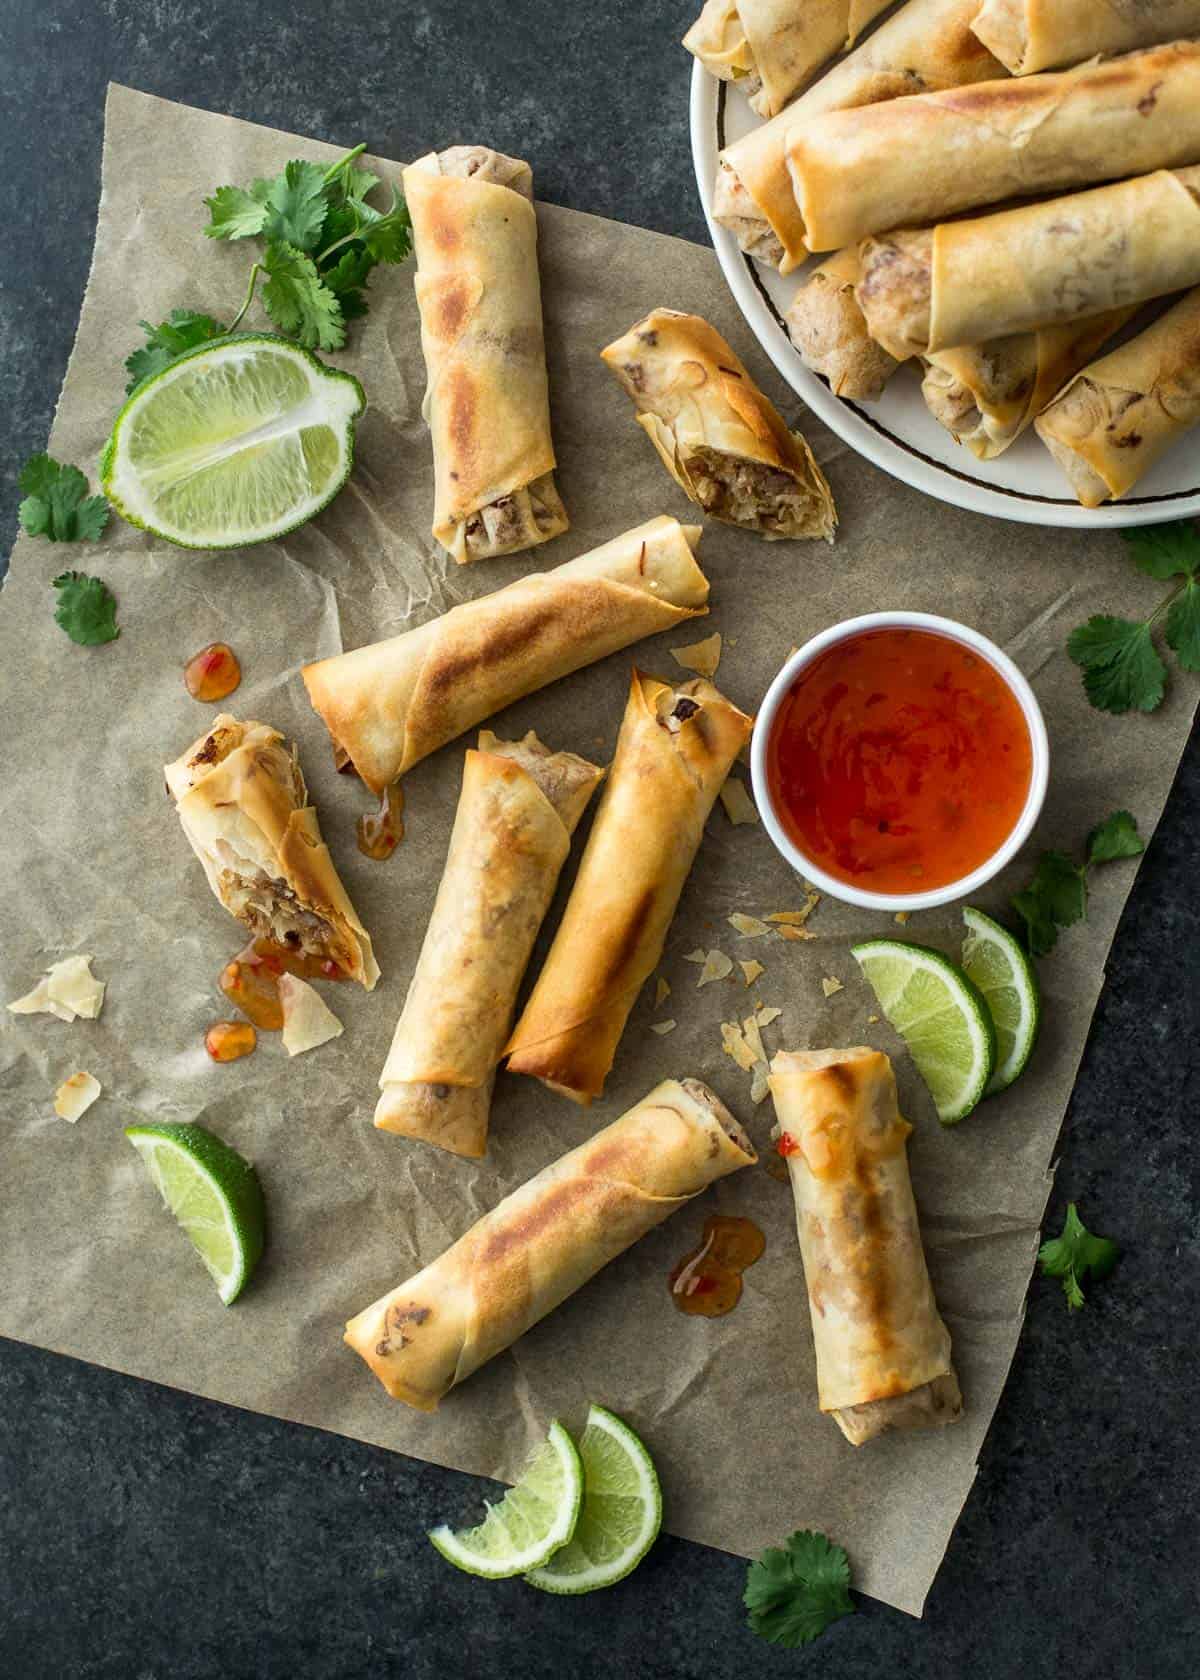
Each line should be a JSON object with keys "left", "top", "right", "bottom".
{"left": 18, "top": 454, "right": 109, "bottom": 544}
{"left": 202, "top": 145, "right": 411, "bottom": 351}
{"left": 125, "top": 310, "right": 227, "bottom": 394}
{"left": 1039, "top": 1203, "right": 1120, "bottom": 1311}
{"left": 1011, "top": 810, "right": 1144, "bottom": 957}
{"left": 52, "top": 571, "right": 119, "bottom": 646}
{"left": 1068, "top": 522, "right": 1200, "bottom": 714}
{"left": 744, "top": 1530, "right": 855, "bottom": 1648}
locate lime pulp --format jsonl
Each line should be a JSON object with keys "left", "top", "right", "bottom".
{"left": 525, "top": 1406, "right": 662, "bottom": 1594}
{"left": 961, "top": 906, "right": 1041, "bottom": 1094}
{"left": 429, "top": 1420, "right": 584, "bottom": 1580}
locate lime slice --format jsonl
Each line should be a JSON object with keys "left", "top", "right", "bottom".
{"left": 101, "top": 333, "right": 363, "bottom": 549}
{"left": 429, "top": 1420, "right": 583, "bottom": 1580}
{"left": 852, "top": 938, "right": 997, "bottom": 1125}
{"left": 961, "top": 907, "right": 1041, "bottom": 1095}
{"left": 124, "top": 1121, "right": 265, "bottom": 1304}
{"left": 525, "top": 1406, "right": 662, "bottom": 1594}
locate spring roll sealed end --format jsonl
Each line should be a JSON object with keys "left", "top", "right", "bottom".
{"left": 971, "top": 0, "right": 1200, "bottom": 76}
{"left": 345, "top": 1077, "right": 756, "bottom": 1409}
{"left": 164, "top": 715, "right": 379, "bottom": 989}
{"left": 685, "top": 0, "right": 895, "bottom": 117}
{"left": 601, "top": 309, "right": 836, "bottom": 541}
{"left": 786, "top": 248, "right": 901, "bottom": 401}
{"left": 374, "top": 1076, "right": 495, "bottom": 1161}
{"left": 769, "top": 1047, "right": 961, "bottom": 1445}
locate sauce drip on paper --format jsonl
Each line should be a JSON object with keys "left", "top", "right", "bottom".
{"left": 669, "top": 1215, "right": 765, "bottom": 1317}
{"left": 357, "top": 781, "right": 405, "bottom": 860}
{"left": 184, "top": 642, "right": 241, "bottom": 702}
{"left": 219, "top": 937, "right": 344, "bottom": 1031}
{"left": 205, "top": 1020, "right": 257, "bottom": 1062}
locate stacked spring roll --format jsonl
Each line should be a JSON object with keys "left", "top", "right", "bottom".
{"left": 1036, "top": 288, "right": 1200, "bottom": 505}
{"left": 302, "top": 516, "right": 709, "bottom": 793}
{"left": 345, "top": 1078, "right": 756, "bottom": 1410}
{"left": 374, "top": 732, "right": 604, "bottom": 1158}
{"left": 785, "top": 248, "right": 900, "bottom": 401}
{"left": 684, "top": 0, "right": 896, "bottom": 118}
{"left": 506, "top": 670, "right": 754, "bottom": 1105}
{"left": 972, "top": 0, "right": 1200, "bottom": 75}
{"left": 601, "top": 309, "right": 836, "bottom": 540}
{"left": 403, "top": 146, "right": 567, "bottom": 563}
{"left": 769, "top": 1047, "right": 962, "bottom": 1446}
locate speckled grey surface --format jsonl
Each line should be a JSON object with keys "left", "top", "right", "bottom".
{"left": 1, "top": 2, "right": 1197, "bottom": 1676}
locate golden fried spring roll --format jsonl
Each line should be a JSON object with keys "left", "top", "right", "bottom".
{"left": 921, "top": 308, "right": 1136, "bottom": 458}
{"left": 786, "top": 42, "right": 1200, "bottom": 254}
{"left": 1036, "top": 288, "right": 1200, "bottom": 505}
{"left": 403, "top": 146, "right": 567, "bottom": 564}
{"left": 857, "top": 167, "right": 1200, "bottom": 360}
{"left": 600, "top": 309, "right": 836, "bottom": 541}
{"left": 785, "top": 247, "right": 900, "bottom": 400}
{"left": 164, "top": 715, "right": 378, "bottom": 988}
{"left": 714, "top": 0, "right": 1005, "bottom": 273}
{"left": 684, "top": 0, "right": 896, "bottom": 117}
{"left": 972, "top": 0, "right": 1200, "bottom": 75}
{"left": 302, "top": 516, "right": 709, "bottom": 794}
{"left": 345, "top": 1077, "right": 756, "bottom": 1409}
{"left": 505, "top": 671, "right": 754, "bottom": 1105}
{"left": 374, "top": 732, "right": 604, "bottom": 1158}
{"left": 769, "top": 1048, "right": 962, "bottom": 1446}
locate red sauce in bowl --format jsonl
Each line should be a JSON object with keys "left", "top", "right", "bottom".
{"left": 766, "top": 627, "right": 1033, "bottom": 896}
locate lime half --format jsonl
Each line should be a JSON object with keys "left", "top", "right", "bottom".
{"left": 430, "top": 1420, "right": 583, "bottom": 1580}
{"left": 852, "top": 938, "right": 996, "bottom": 1125}
{"left": 961, "top": 907, "right": 1041, "bottom": 1095}
{"left": 124, "top": 1121, "right": 266, "bottom": 1304}
{"left": 101, "top": 333, "right": 363, "bottom": 549}
{"left": 525, "top": 1406, "right": 662, "bottom": 1595}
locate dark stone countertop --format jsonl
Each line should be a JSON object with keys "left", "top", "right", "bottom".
{"left": 1, "top": 3, "right": 1197, "bottom": 1676}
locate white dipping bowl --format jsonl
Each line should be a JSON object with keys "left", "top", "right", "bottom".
{"left": 750, "top": 612, "right": 1050, "bottom": 913}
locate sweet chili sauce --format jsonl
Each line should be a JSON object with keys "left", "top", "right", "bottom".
{"left": 205, "top": 1020, "right": 257, "bottom": 1062}
{"left": 668, "top": 1215, "right": 765, "bottom": 1317}
{"left": 357, "top": 781, "right": 405, "bottom": 860}
{"left": 766, "top": 628, "right": 1032, "bottom": 895}
{"left": 184, "top": 643, "right": 241, "bottom": 702}
{"left": 219, "top": 937, "right": 345, "bottom": 1031}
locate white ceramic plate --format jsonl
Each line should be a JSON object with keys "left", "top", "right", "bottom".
{"left": 690, "top": 62, "right": 1200, "bottom": 529}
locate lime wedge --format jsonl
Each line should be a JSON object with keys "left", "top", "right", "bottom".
{"left": 961, "top": 906, "right": 1041, "bottom": 1095}
{"left": 124, "top": 1121, "right": 265, "bottom": 1304}
{"left": 429, "top": 1420, "right": 583, "bottom": 1580}
{"left": 852, "top": 938, "right": 996, "bottom": 1125}
{"left": 525, "top": 1406, "right": 662, "bottom": 1594}
{"left": 101, "top": 333, "right": 363, "bottom": 549}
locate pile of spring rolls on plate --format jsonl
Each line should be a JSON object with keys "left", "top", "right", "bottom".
{"left": 160, "top": 137, "right": 967, "bottom": 1448}
{"left": 691, "top": 0, "right": 1200, "bottom": 504}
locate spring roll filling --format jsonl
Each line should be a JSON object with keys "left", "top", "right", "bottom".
{"left": 685, "top": 446, "right": 823, "bottom": 536}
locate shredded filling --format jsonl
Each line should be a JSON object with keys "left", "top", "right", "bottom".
{"left": 685, "top": 447, "right": 816, "bottom": 538}
{"left": 460, "top": 471, "right": 564, "bottom": 560}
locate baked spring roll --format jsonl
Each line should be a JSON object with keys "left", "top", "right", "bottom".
{"left": 714, "top": 0, "right": 1005, "bottom": 273}
{"left": 786, "top": 41, "right": 1200, "bottom": 254}
{"left": 857, "top": 167, "right": 1200, "bottom": 360}
{"left": 600, "top": 309, "right": 836, "bottom": 541}
{"left": 770, "top": 1048, "right": 962, "bottom": 1446}
{"left": 785, "top": 247, "right": 900, "bottom": 401}
{"left": 972, "top": 0, "right": 1200, "bottom": 75}
{"left": 302, "top": 516, "right": 709, "bottom": 794}
{"left": 505, "top": 670, "right": 754, "bottom": 1105}
{"left": 374, "top": 732, "right": 604, "bottom": 1158}
{"left": 921, "top": 308, "right": 1136, "bottom": 458}
{"left": 684, "top": 0, "right": 895, "bottom": 118}
{"left": 403, "top": 146, "right": 567, "bottom": 564}
{"left": 1036, "top": 288, "right": 1200, "bottom": 505}
{"left": 165, "top": 715, "right": 378, "bottom": 988}
{"left": 345, "top": 1077, "right": 756, "bottom": 1409}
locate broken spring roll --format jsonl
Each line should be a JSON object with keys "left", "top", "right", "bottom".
{"left": 165, "top": 715, "right": 378, "bottom": 988}
{"left": 769, "top": 1048, "right": 962, "bottom": 1446}
{"left": 972, "top": 0, "right": 1200, "bottom": 75}
{"left": 345, "top": 1077, "right": 756, "bottom": 1409}
{"left": 403, "top": 146, "right": 567, "bottom": 563}
{"left": 785, "top": 247, "right": 900, "bottom": 401}
{"left": 714, "top": 0, "right": 1005, "bottom": 273}
{"left": 921, "top": 309, "right": 1136, "bottom": 459}
{"left": 786, "top": 41, "right": 1200, "bottom": 254}
{"left": 374, "top": 732, "right": 604, "bottom": 1158}
{"left": 684, "top": 0, "right": 895, "bottom": 118}
{"left": 302, "top": 516, "right": 709, "bottom": 794}
{"left": 1036, "top": 288, "right": 1200, "bottom": 506}
{"left": 857, "top": 167, "right": 1200, "bottom": 361}
{"left": 505, "top": 671, "right": 754, "bottom": 1105}
{"left": 600, "top": 309, "right": 836, "bottom": 541}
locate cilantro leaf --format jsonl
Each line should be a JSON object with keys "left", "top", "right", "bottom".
{"left": 18, "top": 454, "right": 110, "bottom": 544}
{"left": 341, "top": 166, "right": 383, "bottom": 206}
{"left": 124, "top": 310, "right": 227, "bottom": 393}
{"left": 1165, "top": 578, "right": 1200, "bottom": 673}
{"left": 261, "top": 160, "right": 330, "bottom": 253}
{"left": 51, "top": 571, "right": 119, "bottom": 645}
{"left": 1038, "top": 1203, "right": 1120, "bottom": 1311}
{"left": 358, "top": 194, "right": 412, "bottom": 265}
{"left": 260, "top": 242, "right": 345, "bottom": 350}
{"left": 745, "top": 1530, "right": 854, "bottom": 1649}
{"left": 204, "top": 180, "right": 272, "bottom": 240}
{"left": 1122, "top": 520, "right": 1200, "bottom": 582}
{"left": 1011, "top": 850, "right": 1085, "bottom": 957}
{"left": 1067, "top": 615, "right": 1166, "bottom": 715}
{"left": 1086, "top": 809, "right": 1144, "bottom": 866}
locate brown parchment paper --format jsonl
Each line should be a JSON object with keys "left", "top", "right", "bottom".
{"left": 1, "top": 85, "right": 1195, "bottom": 1619}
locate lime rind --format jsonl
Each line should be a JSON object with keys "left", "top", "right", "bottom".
{"left": 124, "top": 1121, "right": 265, "bottom": 1304}
{"left": 961, "top": 906, "right": 1041, "bottom": 1095}
{"left": 429, "top": 1420, "right": 584, "bottom": 1580}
